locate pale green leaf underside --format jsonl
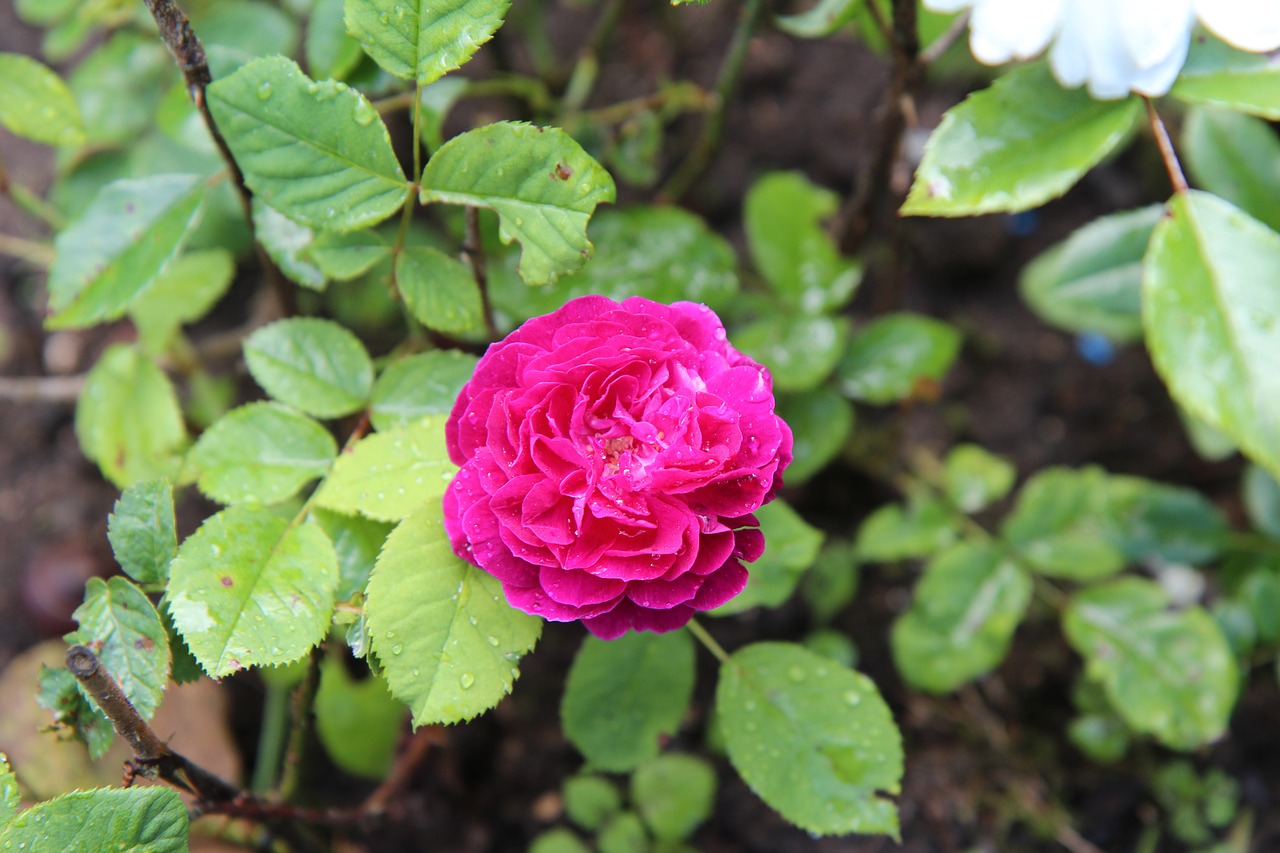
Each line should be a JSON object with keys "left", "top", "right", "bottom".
{"left": 561, "top": 630, "right": 695, "bottom": 772}
{"left": 189, "top": 402, "right": 338, "bottom": 505}
{"left": 314, "top": 415, "right": 456, "bottom": 521}
{"left": 48, "top": 174, "right": 206, "bottom": 329}
{"left": 0, "top": 52, "right": 85, "bottom": 145}
{"left": 365, "top": 502, "right": 542, "bottom": 726}
{"left": 0, "top": 787, "right": 189, "bottom": 853}
{"left": 903, "top": 64, "right": 1141, "bottom": 217}
{"left": 244, "top": 317, "right": 375, "bottom": 418}
{"left": 891, "top": 542, "right": 1031, "bottom": 694}
{"left": 345, "top": 0, "right": 510, "bottom": 85}
{"left": 718, "top": 642, "right": 903, "bottom": 837}
{"left": 208, "top": 55, "right": 407, "bottom": 232}
{"left": 1064, "top": 577, "right": 1238, "bottom": 750}
{"left": 420, "top": 122, "right": 616, "bottom": 286}
{"left": 70, "top": 576, "right": 172, "bottom": 720}
{"left": 1143, "top": 191, "right": 1280, "bottom": 482}
{"left": 167, "top": 506, "right": 338, "bottom": 678}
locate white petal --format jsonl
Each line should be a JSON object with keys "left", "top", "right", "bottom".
{"left": 923, "top": 0, "right": 975, "bottom": 12}
{"left": 1128, "top": 34, "right": 1191, "bottom": 96}
{"left": 969, "top": 0, "right": 1063, "bottom": 64}
{"left": 1196, "top": 0, "right": 1280, "bottom": 52}
{"left": 1049, "top": 0, "right": 1136, "bottom": 100}
{"left": 1119, "top": 0, "right": 1195, "bottom": 69}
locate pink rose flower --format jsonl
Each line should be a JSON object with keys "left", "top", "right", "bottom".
{"left": 443, "top": 295, "right": 792, "bottom": 639}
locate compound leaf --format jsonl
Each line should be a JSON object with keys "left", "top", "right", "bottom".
{"left": 345, "top": 0, "right": 509, "bottom": 85}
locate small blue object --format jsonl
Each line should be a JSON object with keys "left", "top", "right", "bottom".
{"left": 1006, "top": 210, "right": 1040, "bottom": 236}
{"left": 1076, "top": 332, "right": 1116, "bottom": 365}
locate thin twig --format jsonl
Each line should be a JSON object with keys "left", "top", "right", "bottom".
{"left": 0, "top": 232, "right": 55, "bottom": 266}
{"left": 561, "top": 0, "right": 627, "bottom": 114}
{"left": 463, "top": 206, "right": 499, "bottom": 340}
{"left": 0, "top": 153, "right": 65, "bottom": 230}
{"left": 920, "top": 10, "right": 970, "bottom": 67}
{"left": 0, "top": 374, "right": 85, "bottom": 403}
{"left": 1145, "top": 98, "right": 1188, "bottom": 194}
{"left": 362, "top": 726, "right": 443, "bottom": 815}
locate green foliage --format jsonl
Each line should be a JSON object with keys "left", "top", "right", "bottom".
{"left": 1001, "top": 467, "right": 1125, "bottom": 581}
{"left": 717, "top": 642, "right": 903, "bottom": 837}
{"left": 598, "top": 812, "right": 648, "bottom": 853}
{"left": 309, "top": 228, "right": 391, "bottom": 281}
{"left": 36, "top": 666, "right": 113, "bottom": 760}
{"left": 419, "top": 122, "right": 616, "bottom": 286}
{"left": 903, "top": 64, "right": 1141, "bottom": 216}
{"left": 531, "top": 828, "right": 592, "bottom": 853}
{"left": 314, "top": 652, "right": 404, "bottom": 778}
{"left": 370, "top": 350, "right": 478, "bottom": 431}
{"left": 1243, "top": 465, "right": 1280, "bottom": 540}
{"left": 68, "top": 33, "right": 169, "bottom": 146}
{"left": 1144, "top": 191, "right": 1280, "bottom": 482}
{"left": 837, "top": 313, "right": 961, "bottom": 404}
{"left": 69, "top": 576, "right": 171, "bottom": 719}
{"left": 47, "top": 174, "right": 206, "bottom": 329}
{"left": 942, "top": 444, "right": 1016, "bottom": 514}
{"left": 774, "top": 0, "right": 861, "bottom": 39}
{"left": 345, "top": 0, "right": 510, "bottom": 85}
{"left": 1019, "top": 205, "right": 1162, "bottom": 342}
{"left": 254, "top": 199, "right": 327, "bottom": 290}
{"left": 800, "top": 540, "right": 861, "bottom": 625}
{"left": 776, "top": 388, "right": 855, "bottom": 485}
{"left": 1152, "top": 760, "right": 1240, "bottom": 846}
{"left": 208, "top": 56, "right": 408, "bottom": 231}
{"left": 244, "top": 317, "right": 375, "bottom": 418}
{"left": 1064, "top": 578, "right": 1238, "bottom": 750}
{"left": 715, "top": 499, "right": 824, "bottom": 615}
{"left": 856, "top": 497, "right": 956, "bottom": 561}
{"left": 75, "top": 345, "right": 187, "bottom": 487}
{"left": 561, "top": 630, "right": 695, "bottom": 772}
{"left": 314, "top": 415, "right": 454, "bottom": 521}
{"left": 0, "top": 52, "right": 84, "bottom": 145}
{"left": 396, "top": 246, "right": 485, "bottom": 335}
{"left": 631, "top": 754, "right": 716, "bottom": 842}
{"left": 891, "top": 542, "right": 1032, "bottom": 693}
{"left": 1171, "top": 34, "right": 1280, "bottom": 119}
{"left": 167, "top": 507, "right": 339, "bottom": 677}
{"left": 0, "top": 755, "right": 17, "bottom": 826}
{"left": 307, "top": 0, "right": 362, "bottom": 80}
{"left": 315, "top": 509, "right": 394, "bottom": 601}
{"left": 1101, "top": 476, "right": 1226, "bottom": 566}
{"left": 130, "top": 249, "right": 237, "bottom": 353}
{"left": 107, "top": 479, "right": 177, "bottom": 587}
{"left": 564, "top": 775, "right": 622, "bottom": 831}
{"left": 189, "top": 402, "right": 337, "bottom": 505}
{"left": 1182, "top": 107, "right": 1280, "bottom": 233}
{"left": 365, "top": 502, "right": 541, "bottom": 726}
{"left": 0, "top": 787, "right": 189, "bottom": 853}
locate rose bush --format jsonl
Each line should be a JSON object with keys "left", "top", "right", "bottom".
{"left": 443, "top": 295, "right": 792, "bottom": 639}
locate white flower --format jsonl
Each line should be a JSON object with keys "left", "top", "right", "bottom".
{"left": 926, "top": 0, "right": 1280, "bottom": 99}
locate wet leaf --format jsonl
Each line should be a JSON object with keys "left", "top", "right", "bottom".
{"left": 107, "top": 480, "right": 177, "bottom": 587}
{"left": 370, "top": 350, "right": 478, "bottom": 432}
{"left": 0, "top": 52, "right": 84, "bottom": 145}
{"left": 69, "top": 577, "right": 171, "bottom": 719}
{"left": 244, "top": 317, "right": 375, "bottom": 418}
{"left": 314, "top": 415, "right": 455, "bottom": 521}
{"left": 0, "top": 787, "right": 188, "bottom": 853}
{"left": 836, "top": 313, "right": 960, "bottom": 404}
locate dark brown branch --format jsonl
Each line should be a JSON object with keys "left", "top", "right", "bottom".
{"left": 463, "top": 207, "right": 500, "bottom": 340}
{"left": 362, "top": 726, "right": 443, "bottom": 815}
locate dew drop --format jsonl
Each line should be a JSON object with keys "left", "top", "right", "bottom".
{"left": 843, "top": 690, "right": 861, "bottom": 706}
{"left": 459, "top": 672, "right": 475, "bottom": 689}
{"left": 353, "top": 98, "right": 378, "bottom": 126}
{"left": 787, "top": 666, "right": 805, "bottom": 683}
{"left": 391, "top": 643, "right": 403, "bottom": 655}
{"left": 487, "top": 635, "right": 500, "bottom": 646}
{"left": 256, "top": 81, "right": 273, "bottom": 100}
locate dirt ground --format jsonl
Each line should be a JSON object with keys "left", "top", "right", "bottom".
{"left": 2, "top": 2, "right": 1278, "bottom": 852}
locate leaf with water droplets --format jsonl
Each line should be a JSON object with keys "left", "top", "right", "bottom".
{"left": 420, "top": 122, "right": 616, "bottom": 286}
{"left": 166, "top": 506, "right": 338, "bottom": 678}
{"left": 365, "top": 500, "right": 541, "bottom": 725}
{"left": 1064, "top": 577, "right": 1238, "bottom": 750}
{"left": 314, "top": 415, "right": 456, "bottom": 521}
{"left": 370, "top": 350, "right": 478, "bottom": 432}
{"left": 244, "top": 317, "right": 375, "bottom": 419}
{"left": 836, "top": 312, "right": 960, "bottom": 405}
{"left": 396, "top": 246, "right": 484, "bottom": 335}
{"left": 345, "top": 0, "right": 510, "bottom": 85}
{"left": 0, "top": 51, "right": 83, "bottom": 145}
{"left": 717, "top": 642, "right": 903, "bottom": 838}
{"left": 0, "top": 754, "right": 20, "bottom": 826}
{"left": 561, "top": 630, "right": 695, "bottom": 772}
{"left": 0, "top": 786, "right": 188, "bottom": 853}
{"left": 69, "top": 576, "right": 171, "bottom": 720}
{"left": 107, "top": 479, "right": 177, "bottom": 587}
{"left": 207, "top": 55, "right": 407, "bottom": 232}
{"left": 1144, "top": 191, "right": 1280, "bottom": 482}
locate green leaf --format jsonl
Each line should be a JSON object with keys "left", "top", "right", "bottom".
{"left": 561, "top": 630, "right": 695, "bottom": 772}
{"left": 159, "top": 603, "right": 203, "bottom": 685}
{"left": 167, "top": 506, "right": 339, "bottom": 678}
{"left": 314, "top": 509, "right": 395, "bottom": 600}
{"left": 69, "top": 577, "right": 171, "bottom": 719}
{"left": 129, "top": 249, "right": 236, "bottom": 354}
{"left": 717, "top": 642, "right": 902, "bottom": 837}
{"left": 207, "top": 56, "right": 407, "bottom": 232}
{"left": 902, "top": 64, "right": 1141, "bottom": 216}
{"left": 75, "top": 345, "right": 187, "bottom": 487}
{"left": 563, "top": 775, "right": 622, "bottom": 831}
{"left": 942, "top": 444, "right": 1016, "bottom": 513}
{"left": 0, "top": 52, "right": 84, "bottom": 145}
{"left": 370, "top": 350, "right": 478, "bottom": 432}
{"left": 775, "top": 0, "right": 861, "bottom": 38}
{"left": 1001, "top": 467, "right": 1125, "bottom": 581}
{"left": 314, "top": 652, "right": 404, "bottom": 778}
{"left": 47, "top": 174, "right": 206, "bottom": 329}
{"left": 714, "top": 500, "right": 824, "bottom": 615}
{"left": 191, "top": 0, "right": 300, "bottom": 75}
{"left": 37, "top": 665, "right": 114, "bottom": 759}
{"left": 244, "top": 317, "right": 375, "bottom": 418}
{"left": 891, "top": 542, "right": 1031, "bottom": 693}
{"left": 308, "top": 229, "right": 392, "bottom": 280}
{"left": 801, "top": 540, "right": 860, "bottom": 625}
{"left": 307, "top": 0, "right": 363, "bottom": 79}
{"left": 189, "top": 402, "right": 338, "bottom": 505}
{"left": 69, "top": 33, "right": 170, "bottom": 146}
{"left": 107, "top": 480, "right": 177, "bottom": 587}
{"left": 253, "top": 199, "right": 327, "bottom": 291}
{"left": 420, "top": 122, "right": 616, "bottom": 286}
{"left": 631, "top": 754, "right": 716, "bottom": 842}
{"left": 1019, "top": 205, "right": 1162, "bottom": 342}
{"left": 0, "top": 787, "right": 188, "bottom": 853}
{"left": 1102, "top": 475, "right": 1227, "bottom": 566}
{"left": 598, "top": 813, "right": 648, "bottom": 853}
{"left": 1244, "top": 464, "right": 1280, "bottom": 540}
{"left": 1143, "top": 191, "right": 1280, "bottom": 481}
{"left": 1182, "top": 107, "right": 1280, "bottom": 233}
{"left": 1064, "top": 578, "right": 1239, "bottom": 750}
{"left": 855, "top": 498, "right": 957, "bottom": 561}
{"left": 734, "top": 315, "right": 849, "bottom": 393}
{"left": 0, "top": 755, "right": 17, "bottom": 827}
{"left": 776, "top": 388, "right": 855, "bottom": 485}
{"left": 1170, "top": 34, "right": 1280, "bottom": 120}
{"left": 531, "top": 829, "right": 592, "bottom": 853}
{"left": 837, "top": 312, "right": 960, "bottom": 404}
{"left": 345, "top": 0, "right": 510, "bottom": 85}
{"left": 744, "top": 172, "right": 861, "bottom": 313}
{"left": 397, "top": 246, "right": 484, "bottom": 335}
{"left": 365, "top": 502, "right": 542, "bottom": 725}
{"left": 492, "top": 206, "right": 739, "bottom": 322}
{"left": 314, "top": 415, "right": 455, "bottom": 521}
